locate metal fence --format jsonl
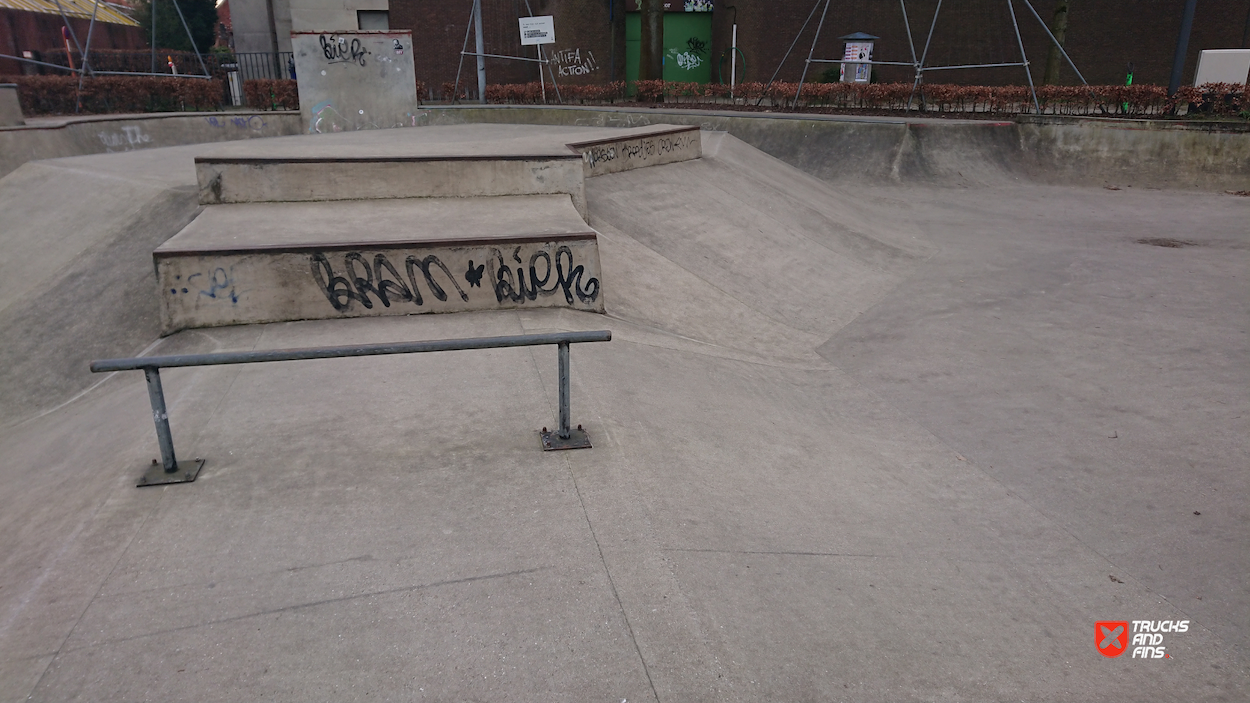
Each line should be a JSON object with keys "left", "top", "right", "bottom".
{"left": 91, "top": 330, "right": 613, "bottom": 487}
{"left": 232, "top": 52, "right": 295, "bottom": 82}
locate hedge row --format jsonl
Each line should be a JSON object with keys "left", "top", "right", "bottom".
{"left": 242, "top": 79, "right": 299, "bottom": 110}
{"left": 9, "top": 74, "right": 1241, "bottom": 118}
{"left": 478, "top": 80, "right": 1247, "bottom": 117}
{"left": 37, "top": 48, "right": 228, "bottom": 78}
{"left": 11, "top": 75, "right": 224, "bottom": 114}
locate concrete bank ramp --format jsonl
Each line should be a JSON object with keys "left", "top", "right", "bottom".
{"left": 0, "top": 149, "right": 203, "bottom": 427}
{"left": 587, "top": 132, "right": 934, "bottom": 363}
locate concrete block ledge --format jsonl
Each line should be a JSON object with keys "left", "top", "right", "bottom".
{"left": 419, "top": 104, "right": 1250, "bottom": 191}
{"left": 153, "top": 195, "right": 605, "bottom": 334}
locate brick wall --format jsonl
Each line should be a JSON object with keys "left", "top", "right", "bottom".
{"left": 718, "top": 0, "right": 1250, "bottom": 87}
{"left": 386, "top": 0, "right": 1250, "bottom": 95}
{"left": 390, "top": 0, "right": 619, "bottom": 98}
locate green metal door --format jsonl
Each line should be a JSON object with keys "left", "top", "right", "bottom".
{"left": 625, "top": 12, "right": 713, "bottom": 85}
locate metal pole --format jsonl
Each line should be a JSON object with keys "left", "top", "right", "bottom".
{"left": 75, "top": 0, "right": 102, "bottom": 112}
{"left": 81, "top": 0, "right": 100, "bottom": 74}
{"left": 794, "top": 0, "right": 831, "bottom": 106}
{"left": 521, "top": 0, "right": 559, "bottom": 104}
{"left": 143, "top": 367, "right": 179, "bottom": 473}
{"left": 150, "top": 0, "right": 157, "bottom": 73}
{"left": 52, "top": 0, "right": 84, "bottom": 59}
{"left": 1168, "top": 0, "right": 1198, "bottom": 96}
{"left": 538, "top": 45, "right": 546, "bottom": 102}
{"left": 558, "top": 341, "right": 571, "bottom": 439}
{"left": 909, "top": 0, "right": 943, "bottom": 110}
{"left": 452, "top": 0, "right": 475, "bottom": 102}
{"left": 1020, "top": 0, "right": 1087, "bottom": 85}
{"left": 546, "top": 46, "right": 562, "bottom": 103}
{"left": 0, "top": 53, "right": 78, "bottom": 72}
{"left": 730, "top": 22, "right": 737, "bottom": 97}
{"left": 169, "top": 0, "right": 211, "bottom": 76}
{"left": 474, "top": 0, "right": 486, "bottom": 103}
{"left": 757, "top": 0, "right": 822, "bottom": 106}
{"left": 899, "top": 0, "right": 918, "bottom": 67}
{"left": 1006, "top": 0, "right": 1040, "bottom": 114}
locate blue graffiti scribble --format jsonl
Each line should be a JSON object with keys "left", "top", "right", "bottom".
{"left": 198, "top": 267, "right": 241, "bottom": 304}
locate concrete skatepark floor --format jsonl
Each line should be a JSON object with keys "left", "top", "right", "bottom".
{"left": 0, "top": 123, "right": 1246, "bottom": 701}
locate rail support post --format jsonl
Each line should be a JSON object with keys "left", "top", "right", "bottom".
{"left": 138, "top": 366, "right": 204, "bottom": 487}
{"left": 540, "top": 341, "right": 592, "bottom": 450}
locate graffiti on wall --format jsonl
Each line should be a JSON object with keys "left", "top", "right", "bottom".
{"left": 309, "top": 244, "right": 599, "bottom": 313}
{"left": 164, "top": 267, "right": 242, "bottom": 304}
{"left": 320, "top": 35, "right": 370, "bottom": 66}
{"left": 97, "top": 125, "right": 151, "bottom": 151}
{"left": 204, "top": 114, "right": 268, "bottom": 130}
{"left": 580, "top": 131, "right": 699, "bottom": 174}
{"left": 550, "top": 48, "right": 600, "bottom": 77}
{"left": 669, "top": 37, "right": 708, "bottom": 71}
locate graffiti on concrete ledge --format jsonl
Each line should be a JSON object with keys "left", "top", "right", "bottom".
{"left": 165, "top": 267, "right": 242, "bottom": 304}
{"left": 581, "top": 132, "right": 698, "bottom": 172}
{"left": 97, "top": 125, "right": 151, "bottom": 151}
{"left": 312, "top": 252, "right": 467, "bottom": 311}
{"left": 491, "top": 245, "right": 599, "bottom": 305}
{"left": 310, "top": 244, "right": 600, "bottom": 313}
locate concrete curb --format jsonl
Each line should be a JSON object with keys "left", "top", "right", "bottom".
{"left": 0, "top": 111, "right": 303, "bottom": 180}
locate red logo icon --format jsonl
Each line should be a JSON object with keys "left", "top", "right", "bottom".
{"left": 1097, "top": 621, "right": 1129, "bottom": 657}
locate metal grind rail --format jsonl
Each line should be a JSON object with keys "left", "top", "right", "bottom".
{"left": 90, "top": 330, "right": 612, "bottom": 487}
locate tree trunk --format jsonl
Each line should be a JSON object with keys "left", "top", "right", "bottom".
{"left": 639, "top": 0, "right": 664, "bottom": 98}
{"left": 1042, "top": 0, "right": 1070, "bottom": 85}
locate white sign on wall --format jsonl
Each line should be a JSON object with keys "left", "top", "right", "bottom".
{"left": 1193, "top": 49, "right": 1250, "bottom": 86}
{"left": 519, "top": 16, "right": 556, "bottom": 46}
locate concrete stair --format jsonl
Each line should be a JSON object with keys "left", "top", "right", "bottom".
{"left": 157, "top": 124, "right": 701, "bottom": 334}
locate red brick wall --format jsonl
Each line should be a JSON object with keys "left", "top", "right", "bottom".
{"left": 386, "top": 0, "right": 1250, "bottom": 94}
{"left": 1, "top": 10, "right": 147, "bottom": 76}
{"left": 717, "top": 0, "right": 1250, "bottom": 87}
{"left": 389, "top": 0, "right": 620, "bottom": 97}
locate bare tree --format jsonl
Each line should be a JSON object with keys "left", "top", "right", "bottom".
{"left": 640, "top": 0, "right": 664, "bottom": 98}
{"left": 1042, "top": 0, "right": 1070, "bottom": 85}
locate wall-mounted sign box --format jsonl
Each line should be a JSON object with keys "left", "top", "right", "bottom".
{"left": 839, "top": 32, "right": 878, "bottom": 83}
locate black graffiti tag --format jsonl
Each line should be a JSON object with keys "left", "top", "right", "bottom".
{"left": 311, "top": 252, "right": 468, "bottom": 312}
{"left": 320, "top": 35, "right": 369, "bottom": 66}
{"left": 583, "top": 145, "right": 617, "bottom": 169}
{"left": 491, "top": 246, "right": 599, "bottom": 305}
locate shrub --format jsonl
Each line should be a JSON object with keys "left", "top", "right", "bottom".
{"left": 242, "top": 79, "right": 298, "bottom": 110}
{"left": 39, "top": 48, "right": 232, "bottom": 79}
{"left": 430, "top": 78, "right": 1244, "bottom": 117}
{"left": 12, "top": 75, "right": 222, "bottom": 114}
